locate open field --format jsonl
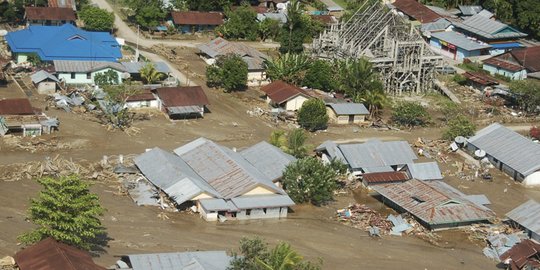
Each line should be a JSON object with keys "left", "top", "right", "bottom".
{"left": 1, "top": 46, "right": 540, "bottom": 269}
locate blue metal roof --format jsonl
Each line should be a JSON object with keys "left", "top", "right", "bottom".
{"left": 490, "top": 42, "right": 523, "bottom": 49}
{"left": 6, "top": 24, "right": 121, "bottom": 62}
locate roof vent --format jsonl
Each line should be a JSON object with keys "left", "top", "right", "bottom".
{"left": 68, "top": 34, "right": 86, "bottom": 41}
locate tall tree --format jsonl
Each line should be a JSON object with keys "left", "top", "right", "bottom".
{"left": 359, "top": 83, "right": 387, "bottom": 118}
{"left": 139, "top": 63, "right": 165, "bottom": 84}
{"left": 297, "top": 99, "right": 328, "bottom": 131}
{"left": 18, "top": 175, "right": 106, "bottom": 252}
{"left": 279, "top": 0, "right": 308, "bottom": 53}
{"left": 187, "top": 0, "right": 232, "bottom": 11}
{"left": 256, "top": 242, "right": 303, "bottom": 270}
{"left": 205, "top": 54, "right": 248, "bottom": 92}
{"left": 218, "top": 4, "right": 258, "bottom": 40}
{"left": 79, "top": 6, "right": 115, "bottom": 31}
{"left": 302, "top": 59, "right": 335, "bottom": 92}
{"left": 514, "top": 0, "right": 540, "bottom": 39}
{"left": 336, "top": 58, "right": 382, "bottom": 101}
{"left": 264, "top": 53, "right": 312, "bottom": 85}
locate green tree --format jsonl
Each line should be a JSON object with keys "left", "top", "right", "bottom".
{"left": 282, "top": 157, "right": 338, "bottom": 206}
{"left": 126, "top": 0, "right": 166, "bottom": 29}
{"left": 442, "top": 115, "right": 476, "bottom": 140}
{"left": 94, "top": 69, "right": 120, "bottom": 86}
{"left": 139, "top": 62, "right": 165, "bottom": 84}
{"left": 336, "top": 58, "right": 382, "bottom": 101}
{"left": 18, "top": 175, "right": 106, "bottom": 251}
{"left": 264, "top": 53, "right": 312, "bottom": 85}
{"left": 297, "top": 99, "right": 328, "bottom": 131}
{"left": 269, "top": 129, "right": 309, "bottom": 158}
{"left": 218, "top": 4, "right": 258, "bottom": 40}
{"left": 303, "top": 59, "right": 335, "bottom": 91}
{"left": 514, "top": 0, "right": 540, "bottom": 39}
{"left": 279, "top": 0, "right": 309, "bottom": 54}
{"left": 509, "top": 79, "right": 540, "bottom": 114}
{"left": 391, "top": 101, "right": 430, "bottom": 127}
{"left": 360, "top": 86, "right": 387, "bottom": 118}
{"left": 79, "top": 6, "right": 115, "bottom": 31}
{"left": 187, "top": 0, "right": 232, "bottom": 11}
{"left": 258, "top": 19, "right": 281, "bottom": 41}
{"left": 229, "top": 237, "right": 322, "bottom": 270}
{"left": 205, "top": 54, "right": 248, "bottom": 92}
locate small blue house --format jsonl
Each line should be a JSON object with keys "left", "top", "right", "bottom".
{"left": 429, "top": 31, "right": 490, "bottom": 61}
{"left": 5, "top": 24, "right": 121, "bottom": 63}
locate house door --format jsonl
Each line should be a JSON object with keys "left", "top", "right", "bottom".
{"left": 348, "top": 115, "right": 354, "bottom": 124}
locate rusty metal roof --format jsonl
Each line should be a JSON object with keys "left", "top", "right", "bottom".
{"left": 25, "top": 7, "right": 76, "bottom": 21}
{"left": 260, "top": 80, "right": 311, "bottom": 105}
{"left": 14, "top": 238, "right": 105, "bottom": 270}
{"left": 392, "top": 0, "right": 442, "bottom": 23}
{"left": 463, "top": 71, "right": 499, "bottom": 86}
{"left": 499, "top": 239, "right": 540, "bottom": 270}
{"left": 0, "top": 98, "right": 35, "bottom": 116}
{"left": 372, "top": 179, "right": 495, "bottom": 227}
{"left": 362, "top": 171, "right": 409, "bottom": 185}
{"left": 48, "top": 0, "right": 76, "bottom": 10}
{"left": 155, "top": 86, "right": 209, "bottom": 108}
{"left": 171, "top": 11, "right": 223, "bottom": 26}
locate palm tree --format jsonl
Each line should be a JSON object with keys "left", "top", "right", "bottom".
{"left": 139, "top": 62, "right": 164, "bottom": 84}
{"left": 256, "top": 242, "right": 303, "bottom": 270}
{"left": 286, "top": 128, "right": 308, "bottom": 158}
{"left": 360, "top": 86, "right": 388, "bottom": 119}
{"left": 263, "top": 53, "right": 311, "bottom": 85}
{"left": 337, "top": 58, "right": 378, "bottom": 101}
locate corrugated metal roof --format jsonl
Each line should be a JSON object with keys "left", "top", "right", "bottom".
{"left": 458, "top": 5, "right": 483, "bottom": 16}
{"left": 499, "top": 240, "right": 540, "bottom": 269}
{"left": 15, "top": 238, "right": 105, "bottom": 270}
{"left": 134, "top": 148, "right": 220, "bottom": 205}
{"left": 53, "top": 60, "right": 126, "bottom": 73}
{"left": 506, "top": 200, "right": 540, "bottom": 236}
{"left": 420, "top": 18, "right": 451, "bottom": 33}
{"left": 31, "top": 70, "right": 59, "bottom": 84}
{"left": 372, "top": 179, "right": 495, "bottom": 226}
{"left": 260, "top": 80, "right": 311, "bottom": 105}
{"left": 121, "top": 62, "right": 170, "bottom": 74}
{"left": 464, "top": 194, "right": 491, "bottom": 206}
{"left": 392, "top": 0, "right": 442, "bottom": 23}
{"left": 326, "top": 103, "right": 369, "bottom": 115}
{"left": 240, "top": 141, "right": 296, "bottom": 181}
{"left": 155, "top": 86, "right": 209, "bottom": 108}
{"left": 467, "top": 123, "right": 540, "bottom": 176}
{"left": 231, "top": 194, "right": 295, "bottom": 209}
{"left": 315, "top": 140, "right": 347, "bottom": 163}
{"left": 199, "top": 198, "right": 233, "bottom": 211}
{"left": 127, "top": 251, "right": 231, "bottom": 270}
{"left": 197, "top": 38, "right": 267, "bottom": 71}
{"left": 430, "top": 31, "right": 491, "bottom": 51}
{"left": 168, "top": 105, "right": 203, "bottom": 115}
{"left": 0, "top": 98, "right": 35, "bottom": 115}
{"left": 173, "top": 138, "right": 283, "bottom": 199}
{"left": 453, "top": 14, "right": 527, "bottom": 40}
{"left": 406, "top": 162, "right": 443, "bottom": 180}
{"left": 171, "top": 11, "right": 224, "bottom": 26}
{"left": 362, "top": 171, "right": 409, "bottom": 184}
{"left": 337, "top": 140, "right": 418, "bottom": 170}
{"left": 25, "top": 7, "right": 76, "bottom": 21}
{"left": 362, "top": 166, "right": 394, "bottom": 173}
{"left": 477, "top": 9, "right": 493, "bottom": 18}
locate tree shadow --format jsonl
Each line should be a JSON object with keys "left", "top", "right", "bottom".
{"left": 89, "top": 231, "right": 113, "bottom": 257}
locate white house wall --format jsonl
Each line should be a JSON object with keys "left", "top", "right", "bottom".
{"left": 125, "top": 100, "right": 159, "bottom": 109}
{"left": 285, "top": 96, "right": 308, "bottom": 111}
{"left": 57, "top": 67, "right": 124, "bottom": 85}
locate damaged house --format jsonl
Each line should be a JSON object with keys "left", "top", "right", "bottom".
{"left": 0, "top": 98, "right": 58, "bottom": 137}
{"left": 372, "top": 179, "right": 495, "bottom": 230}
{"left": 506, "top": 200, "right": 540, "bottom": 243}
{"left": 133, "top": 138, "right": 296, "bottom": 221}
{"left": 154, "top": 86, "right": 209, "bottom": 119}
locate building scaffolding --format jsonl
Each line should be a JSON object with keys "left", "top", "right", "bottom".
{"left": 312, "top": 2, "right": 443, "bottom": 95}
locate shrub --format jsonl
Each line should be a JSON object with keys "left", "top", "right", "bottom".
{"left": 205, "top": 54, "right": 248, "bottom": 92}
{"left": 297, "top": 98, "right": 328, "bottom": 131}
{"left": 391, "top": 101, "right": 430, "bottom": 127}
{"left": 442, "top": 115, "right": 476, "bottom": 140}
{"left": 452, "top": 74, "right": 467, "bottom": 85}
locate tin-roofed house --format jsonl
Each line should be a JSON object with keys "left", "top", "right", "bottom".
{"left": 171, "top": 11, "right": 224, "bottom": 33}
{"left": 0, "top": 98, "right": 58, "bottom": 137}
{"left": 506, "top": 200, "right": 540, "bottom": 242}
{"left": 25, "top": 7, "right": 76, "bottom": 26}
{"left": 482, "top": 46, "right": 540, "bottom": 80}
{"left": 326, "top": 103, "right": 369, "bottom": 124}
{"left": 315, "top": 140, "right": 418, "bottom": 177}
{"left": 154, "top": 86, "right": 209, "bottom": 119}
{"left": 197, "top": 38, "right": 268, "bottom": 85}
{"left": 117, "top": 251, "right": 232, "bottom": 270}
{"left": 133, "top": 138, "right": 296, "bottom": 221}
{"left": 125, "top": 90, "right": 158, "bottom": 109}
{"left": 53, "top": 60, "right": 126, "bottom": 85}
{"left": 391, "top": 0, "right": 442, "bottom": 24}
{"left": 260, "top": 80, "right": 311, "bottom": 111}
{"left": 453, "top": 13, "right": 527, "bottom": 55}
{"left": 372, "top": 179, "right": 495, "bottom": 230}
{"left": 466, "top": 123, "right": 540, "bottom": 185}
{"left": 30, "top": 70, "right": 60, "bottom": 94}
{"left": 121, "top": 62, "right": 170, "bottom": 82}
{"left": 429, "top": 31, "right": 490, "bottom": 61}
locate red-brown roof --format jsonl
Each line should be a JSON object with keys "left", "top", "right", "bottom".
{"left": 0, "top": 98, "right": 36, "bottom": 116}
{"left": 311, "top": 15, "right": 337, "bottom": 25}
{"left": 393, "top": 0, "right": 442, "bottom": 23}
{"left": 260, "top": 80, "right": 310, "bottom": 104}
{"left": 463, "top": 72, "right": 498, "bottom": 86}
{"left": 14, "top": 238, "right": 106, "bottom": 270}
{"left": 510, "top": 46, "right": 540, "bottom": 72}
{"left": 483, "top": 57, "right": 525, "bottom": 72}
{"left": 362, "top": 171, "right": 410, "bottom": 185}
{"left": 171, "top": 11, "right": 224, "bottom": 26}
{"left": 231, "top": 5, "right": 268, "bottom": 14}
{"left": 48, "top": 0, "right": 75, "bottom": 9}
{"left": 25, "top": 7, "right": 76, "bottom": 21}
{"left": 126, "top": 90, "right": 156, "bottom": 102}
{"left": 155, "top": 86, "right": 209, "bottom": 107}
{"left": 499, "top": 239, "right": 540, "bottom": 270}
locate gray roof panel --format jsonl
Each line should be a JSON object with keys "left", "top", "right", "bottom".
{"left": 453, "top": 14, "right": 527, "bottom": 39}
{"left": 198, "top": 198, "right": 234, "bottom": 211}
{"left": 31, "top": 70, "right": 59, "bottom": 83}
{"left": 430, "top": 31, "right": 491, "bottom": 51}
{"left": 337, "top": 140, "right": 418, "bottom": 170}
{"left": 197, "top": 38, "right": 267, "bottom": 71}
{"left": 121, "top": 62, "right": 170, "bottom": 74}
{"left": 407, "top": 162, "right": 443, "bottom": 180}
{"left": 467, "top": 123, "right": 540, "bottom": 176}
{"left": 53, "top": 60, "right": 126, "bottom": 73}
{"left": 458, "top": 5, "right": 482, "bottom": 16}
{"left": 326, "top": 103, "right": 369, "bottom": 115}
{"left": 240, "top": 141, "right": 296, "bottom": 181}
{"left": 127, "top": 251, "right": 231, "bottom": 270}
{"left": 506, "top": 199, "right": 540, "bottom": 236}
{"left": 231, "top": 194, "right": 295, "bottom": 209}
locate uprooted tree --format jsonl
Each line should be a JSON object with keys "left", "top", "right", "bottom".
{"left": 18, "top": 175, "right": 106, "bottom": 252}
{"left": 100, "top": 82, "right": 142, "bottom": 129}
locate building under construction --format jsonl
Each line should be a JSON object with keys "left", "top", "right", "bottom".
{"left": 312, "top": 2, "right": 443, "bottom": 95}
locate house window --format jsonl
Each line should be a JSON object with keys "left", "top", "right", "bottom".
{"left": 70, "top": 72, "right": 76, "bottom": 79}
{"left": 246, "top": 209, "right": 251, "bottom": 216}
{"left": 86, "top": 73, "right": 91, "bottom": 79}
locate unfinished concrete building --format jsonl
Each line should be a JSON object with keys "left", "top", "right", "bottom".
{"left": 312, "top": 2, "right": 443, "bottom": 94}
